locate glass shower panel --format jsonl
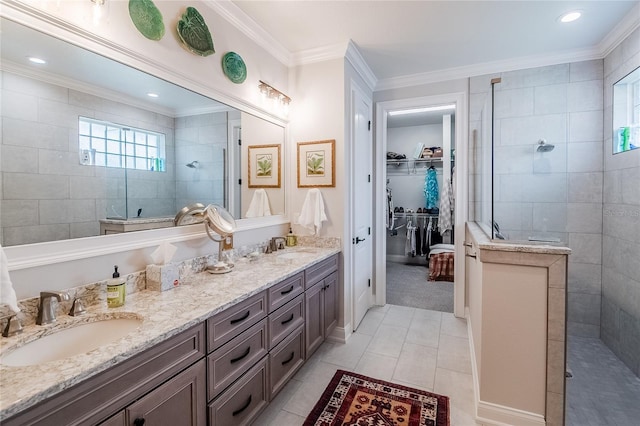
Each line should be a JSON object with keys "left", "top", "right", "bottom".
{"left": 491, "top": 75, "right": 568, "bottom": 244}
{"left": 470, "top": 91, "right": 493, "bottom": 237}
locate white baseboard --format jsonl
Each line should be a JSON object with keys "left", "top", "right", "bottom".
{"left": 476, "top": 401, "right": 546, "bottom": 426}
{"left": 327, "top": 324, "right": 351, "bottom": 344}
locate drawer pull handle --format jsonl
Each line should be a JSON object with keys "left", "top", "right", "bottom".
{"left": 230, "top": 310, "right": 250, "bottom": 324}
{"left": 133, "top": 419, "right": 145, "bottom": 426}
{"left": 232, "top": 395, "right": 252, "bottom": 417}
{"left": 230, "top": 347, "right": 251, "bottom": 364}
{"left": 281, "top": 351, "right": 295, "bottom": 365}
{"left": 280, "top": 285, "right": 294, "bottom": 295}
{"left": 281, "top": 313, "right": 295, "bottom": 325}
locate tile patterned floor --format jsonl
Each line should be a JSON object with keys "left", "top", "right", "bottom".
{"left": 566, "top": 336, "right": 640, "bottom": 426}
{"left": 253, "top": 304, "right": 478, "bottom": 425}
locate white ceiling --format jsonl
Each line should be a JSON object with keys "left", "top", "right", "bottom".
{"left": 231, "top": 0, "right": 639, "bottom": 83}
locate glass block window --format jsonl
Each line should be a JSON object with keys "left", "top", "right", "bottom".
{"left": 78, "top": 117, "right": 166, "bottom": 171}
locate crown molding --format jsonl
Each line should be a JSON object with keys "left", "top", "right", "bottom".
{"left": 345, "top": 40, "right": 377, "bottom": 92}
{"left": 290, "top": 41, "right": 350, "bottom": 66}
{"left": 204, "top": 0, "right": 291, "bottom": 67}
{"left": 598, "top": 2, "right": 640, "bottom": 58}
{"left": 375, "top": 46, "right": 603, "bottom": 91}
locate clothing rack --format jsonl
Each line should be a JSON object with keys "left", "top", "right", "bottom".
{"left": 393, "top": 212, "right": 439, "bottom": 218}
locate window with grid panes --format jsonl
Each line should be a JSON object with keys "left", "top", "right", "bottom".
{"left": 78, "top": 117, "right": 166, "bottom": 171}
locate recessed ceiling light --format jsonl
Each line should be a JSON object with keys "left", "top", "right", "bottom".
{"left": 388, "top": 104, "right": 455, "bottom": 116}
{"left": 28, "top": 57, "right": 46, "bottom": 64}
{"left": 560, "top": 11, "right": 581, "bottom": 23}
{"left": 147, "top": 93, "right": 159, "bottom": 98}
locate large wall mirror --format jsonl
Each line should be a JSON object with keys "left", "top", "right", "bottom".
{"left": 0, "top": 17, "right": 286, "bottom": 247}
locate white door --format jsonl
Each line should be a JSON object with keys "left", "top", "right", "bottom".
{"left": 352, "top": 85, "right": 373, "bottom": 330}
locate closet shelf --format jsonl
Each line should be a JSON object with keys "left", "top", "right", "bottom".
{"left": 386, "top": 157, "right": 442, "bottom": 174}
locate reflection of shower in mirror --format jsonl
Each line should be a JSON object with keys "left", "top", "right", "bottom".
{"left": 186, "top": 161, "right": 199, "bottom": 168}
{"left": 536, "top": 139, "right": 555, "bottom": 152}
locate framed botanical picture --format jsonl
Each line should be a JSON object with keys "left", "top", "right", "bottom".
{"left": 248, "top": 144, "right": 281, "bottom": 188}
{"left": 297, "top": 139, "right": 335, "bottom": 187}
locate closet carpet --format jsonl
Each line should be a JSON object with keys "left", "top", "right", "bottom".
{"left": 386, "top": 262, "right": 453, "bottom": 313}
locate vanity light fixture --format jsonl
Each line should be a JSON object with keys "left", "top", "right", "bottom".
{"left": 388, "top": 104, "right": 456, "bottom": 116}
{"left": 559, "top": 11, "right": 581, "bottom": 23}
{"left": 259, "top": 80, "right": 291, "bottom": 117}
{"left": 90, "top": 0, "right": 107, "bottom": 24}
{"left": 28, "top": 56, "right": 46, "bottom": 64}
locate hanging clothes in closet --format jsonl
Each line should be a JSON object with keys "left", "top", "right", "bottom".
{"left": 405, "top": 219, "right": 417, "bottom": 257}
{"left": 423, "top": 216, "right": 442, "bottom": 257}
{"left": 424, "top": 166, "right": 439, "bottom": 213}
{"left": 438, "top": 175, "right": 453, "bottom": 235}
{"left": 386, "top": 185, "right": 395, "bottom": 230}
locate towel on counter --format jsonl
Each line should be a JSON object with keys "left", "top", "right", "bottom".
{"left": 0, "top": 244, "right": 20, "bottom": 313}
{"left": 296, "top": 188, "right": 328, "bottom": 235}
{"left": 245, "top": 189, "right": 272, "bottom": 218}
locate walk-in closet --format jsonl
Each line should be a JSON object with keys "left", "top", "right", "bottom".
{"left": 385, "top": 107, "right": 455, "bottom": 312}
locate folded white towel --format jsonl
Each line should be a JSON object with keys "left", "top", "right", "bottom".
{"left": 297, "top": 188, "right": 328, "bottom": 235}
{"left": 245, "top": 189, "right": 272, "bottom": 218}
{"left": 0, "top": 244, "right": 20, "bottom": 313}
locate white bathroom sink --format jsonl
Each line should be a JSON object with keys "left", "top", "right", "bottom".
{"left": 1, "top": 316, "right": 143, "bottom": 367}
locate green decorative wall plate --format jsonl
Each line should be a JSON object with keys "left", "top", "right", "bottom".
{"left": 177, "top": 7, "right": 215, "bottom": 57}
{"left": 128, "top": 0, "right": 165, "bottom": 41}
{"left": 222, "top": 52, "right": 247, "bottom": 84}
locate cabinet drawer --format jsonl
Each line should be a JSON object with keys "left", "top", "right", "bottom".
{"left": 207, "top": 319, "right": 268, "bottom": 401}
{"left": 208, "top": 356, "right": 269, "bottom": 426}
{"left": 268, "top": 294, "right": 304, "bottom": 350}
{"left": 2, "top": 323, "right": 205, "bottom": 426}
{"left": 126, "top": 359, "right": 206, "bottom": 426}
{"left": 304, "top": 254, "right": 338, "bottom": 289}
{"left": 269, "top": 325, "right": 305, "bottom": 399}
{"left": 207, "top": 291, "right": 267, "bottom": 352}
{"left": 267, "top": 271, "right": 304, "bottom": 312}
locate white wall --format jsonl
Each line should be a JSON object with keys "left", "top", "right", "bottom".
{"left": 288, "top": 59, "right": 345, "bottom": 239}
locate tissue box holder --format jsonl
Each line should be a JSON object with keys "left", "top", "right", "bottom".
{"left": 146, "top": 263, "right": 180, "bottom": 292}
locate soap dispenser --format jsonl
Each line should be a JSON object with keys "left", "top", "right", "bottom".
{"left": 107, "top": 265, "right": 126, "bottom": 308}
{"left": 286, "top": 227, "right": 297, "bottom": 247}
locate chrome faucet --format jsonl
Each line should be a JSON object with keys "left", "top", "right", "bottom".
{"left": 1, "top": 312, "right": 23, "bottom": 337}
{"left": 36, "top": 291, "right": 70, "bottom": 325}
{"left": 270, "top": 237, "right": 286, "bottom": 252}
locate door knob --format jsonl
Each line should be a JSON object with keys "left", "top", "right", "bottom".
{"left": 355, "top": 236, "right": 366, "bottom": 244}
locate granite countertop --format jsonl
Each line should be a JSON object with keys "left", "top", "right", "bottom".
{"left": 467, "top": 222, "right": 571, "bottom": 255}
{"left": 0, "top": 245, "right": 340, "bottom": 421}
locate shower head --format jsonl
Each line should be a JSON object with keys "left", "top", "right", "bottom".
{"left": 537, "top": 139, "right": 555, "bottom": 152}
{"left": 186, "top": 161, "right": 199, "bottom": 168}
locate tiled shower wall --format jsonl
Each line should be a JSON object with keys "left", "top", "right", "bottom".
{"left": 601, "top": 27, "right": 640, "bottom": 376}
{"left": 174, "top": 111, "right": 232, "bottom": 211}
{"left": 469, "top": 59, "right": 605, "bottom": 338}
{"left": 0, "top": 71, "right": 175, "bottom": 246}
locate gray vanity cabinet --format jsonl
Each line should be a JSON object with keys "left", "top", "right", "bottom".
{"left": 304, "top": 255, "right": 339, "bottom": 357}
{"left": 125, "top": 359, "right": 206, "bottom": 426}
{"left": 267, "top": 273, "right": 306, "bottom": 399}
{"left": 206, "top": 290, "right": 269, "bottom": 425}
{"left": 2, "top": 323, "right": 206, "bottom": 426}
{"left": 3, "top": 253, "right": 341, "bottom": 426}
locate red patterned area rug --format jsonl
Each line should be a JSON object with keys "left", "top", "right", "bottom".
{"left": 303, "top": 370, "right": 450, "bottom": 426}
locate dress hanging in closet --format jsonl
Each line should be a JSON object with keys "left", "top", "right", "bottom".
{"left": 424, "top": 167, "right": 439, "bottom": 211}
